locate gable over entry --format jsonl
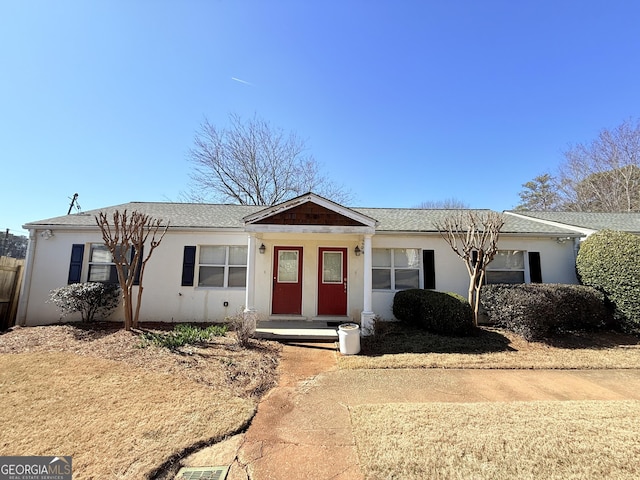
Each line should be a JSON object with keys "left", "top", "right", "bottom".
{"left": 242, "top": 193, "right": 378, "bottom": 330}
{"left": 243, "top": 193, "right": 377, "bottom": 233}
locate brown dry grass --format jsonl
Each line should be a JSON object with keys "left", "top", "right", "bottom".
{"left": 340, "top": 324, "right": 640, "bottom": 370}
{"left": 0, "top": 323, "right": 281, "bottom": 479}
{"left": 351, "top": 400, "right": 640, "bottom": 480}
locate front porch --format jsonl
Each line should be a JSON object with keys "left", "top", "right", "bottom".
{"left": 243, "top": 193, "right": 378, "bottom": 332}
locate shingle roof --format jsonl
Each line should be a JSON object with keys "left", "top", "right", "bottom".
{"left": 24, "top": 202, "right": 262, "bottom": 229}
{"left": 507, "top": 211, "right": 640, "bottom": 234}
{"left": 353, "top": 208, "right": 577, "bottom": 234}
{"left": 24, "top": 202, "right": 579, "bottom": 235}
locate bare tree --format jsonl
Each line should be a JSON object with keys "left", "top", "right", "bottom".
{"left": 95, "top": 210, "right": 168, "bottom": 331}
{"left": 558, "top": 119, "right": 640, "bottom": 212}
{"left": 187, "top": 113, "right": 352, "bottom": 206}
{"left": 415, "top": 198, "right": 469, "bottom": 209}
{"left": 434, "top": 211, "right": 504, "bottom": 325}
{"left": 1, "top": 231, "right": 28, "bottom": 258}
{"left": 515, "top": 173, "right": 561, "bottom": 211}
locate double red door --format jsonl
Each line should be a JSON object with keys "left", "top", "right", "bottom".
{"left": 271, "top": 246, "right": 348, "bottom": 316}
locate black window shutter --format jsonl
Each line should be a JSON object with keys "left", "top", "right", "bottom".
{"left": 181, "top": 246, "right": 196, "bottom": 286}
{"left": 528, "top": 252, "right": 542, "bottom": 283}
{"left": 132, "top": 245, "right": 143, "bottom": 286}
{"left": 423, "top": 250, "right": 436, "bottom": 289}
{"left": 68, "top": 244, "right": 85, "bottom": 284}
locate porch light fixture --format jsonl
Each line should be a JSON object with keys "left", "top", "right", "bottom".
{"left": 354, "top": 245, "right": 361, "bottom": 256}
{"left": 259, "top": 243, "right": 266, "bottom": 254}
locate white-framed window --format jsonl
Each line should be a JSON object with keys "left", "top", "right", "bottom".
{"left": 277, "top": 250, "right": 300, "bottom": 283}
{"left": 322, "top": 251, "right": 343, "bottom": 284}
{"left": 485, "top": 250, "right": 525, "bottom": 284}
{"left": 88, "top": 244, "right": 129, "bottom": 284}
{"left": 372, "top": 248, "right": 421, "bottom": 290}
{"left": 198, "top": 245, "right": 247, "bottom": 288}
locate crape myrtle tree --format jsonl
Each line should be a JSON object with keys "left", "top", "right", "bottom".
{"left": 186, "top": 113, "right": 352, "bottom": 206}
{"left": 95, "top": 210, "right": 168, "bottom": 331}
{"left": 434, "top": 211, "right": 505, "bottom": 325}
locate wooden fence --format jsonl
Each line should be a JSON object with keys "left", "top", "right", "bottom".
{"left": 0, "top": 256, "right": 24, "bottom": 330}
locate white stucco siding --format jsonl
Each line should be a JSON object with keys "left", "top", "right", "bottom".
{"left": 20, "top": 229, "right": 112, "bottom": 325}
{"left": 19, "top": 225, "right": 580, "bottom": 326}
{"left": 370, "top": 233, "right": 579, "bottom": 320}
{"left": 493, "top": 236, "right": 579, "bottom": 285}
{"left": 370, "top": 234, "right": 470, "bottom": 319}
{"left": 20, "top": 229, "right": 254, "bottom": 325}
{"left": 141, "top": 231, "right": 249, "bottom": 323}
{"left": 19, "top": 228, "right": 367, "bottom": 325}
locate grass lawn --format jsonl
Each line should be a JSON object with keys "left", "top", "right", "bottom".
{"left": 350, "top": 400, "right": 640, "bottom": 480}
{"left": 339, "top": 323, "right": 640, "bottom": 370}
{"left": 344, "top": 323, "right": 640, "bottom": 479}
{"left": 0, "top": 324, "right": 280, "bottom": 479}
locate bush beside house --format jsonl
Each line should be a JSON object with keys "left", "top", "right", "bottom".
{"left": 576, "top": 229, "right": 640, "bottom": 332}
{"left": 480, "top": 283, "right": 613, "bottom": 341}
{"left": 49, "top": 283, "right": 121, "bottom": 323}
{"left": 393, "top": 289, "right": 475, "bottom": 336}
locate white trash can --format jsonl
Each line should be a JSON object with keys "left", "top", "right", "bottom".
{"left": 338, "top": 323, "right": 360, "bottom": 355}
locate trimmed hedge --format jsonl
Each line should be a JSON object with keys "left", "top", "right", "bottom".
{"left": 393, "top": 289, "right": 475, "bottom": 336}
{"left": 576, "top": 229, "right": 640, "bottom": 331}
{"left": 480, "top": 283, "right": 613, "bottom": 341}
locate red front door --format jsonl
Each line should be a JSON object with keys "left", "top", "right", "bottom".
{"left": 318, "top": 247, "right": 347, "bottom": 316}
{"left": 272, "top": 247, "right": 303, "bottom": 315}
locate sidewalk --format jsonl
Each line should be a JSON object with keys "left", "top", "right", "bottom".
{"left": 236, "top": 341, "right": 355, "bottom": 480}
{"left": 180, "top": 342, "right": 640, "bottom": 480}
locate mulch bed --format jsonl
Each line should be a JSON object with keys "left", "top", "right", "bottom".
{"left": 0, "top": 322, "right": 282, "bottom": 399}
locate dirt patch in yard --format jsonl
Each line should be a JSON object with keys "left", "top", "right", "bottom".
{"left": 0, "top": 322, "right": 281, "bottom": 399}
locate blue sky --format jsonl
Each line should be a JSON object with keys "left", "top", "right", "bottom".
{"left": 2, "top": 1, "right": 639, "bottom": 235}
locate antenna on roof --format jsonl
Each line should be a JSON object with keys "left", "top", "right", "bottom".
{"left": 67, "top": 193, "right": 81, "bottom": 215}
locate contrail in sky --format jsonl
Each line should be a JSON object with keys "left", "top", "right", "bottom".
{"left": 231, "top": 77, "right": 253, "bottom": 86}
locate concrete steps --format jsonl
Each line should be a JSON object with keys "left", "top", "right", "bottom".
{"left": 255, "top": 320, "right": 345, "bottom": 341}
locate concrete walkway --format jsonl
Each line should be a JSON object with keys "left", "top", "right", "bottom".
{"left": 179, "top": 342, "right": 640, "bottom": 480}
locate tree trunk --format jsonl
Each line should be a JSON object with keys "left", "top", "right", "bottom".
{"left": 122, "top": 291, "right": 132, "bottom": 331}
{"left": 133, "top": 285, "right": 144, "bottom": 329}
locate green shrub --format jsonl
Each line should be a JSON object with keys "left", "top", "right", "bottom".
{"left": 393, "top": 289, "right": 474, "bottom": 336}
{"left": 480, "top": 284, "right": 613, "bottom": 340}
{"left": 392, "top": 289, "right": 426, "bottom": 328}
{"left": 49, "top": 282, "right": 120, "bottom": 322}
{"left": 576, "top": 229, "right": 640, "bottom": 331}
{"left": 139, "top": 323, "right": 228, "bottom": 349}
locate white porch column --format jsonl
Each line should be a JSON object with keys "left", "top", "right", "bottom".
{"left": 244, "top": 233, "right": 257, "bottom": 313}
{"left": 360, "top": 234, "right": 375, "bottom": 336}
